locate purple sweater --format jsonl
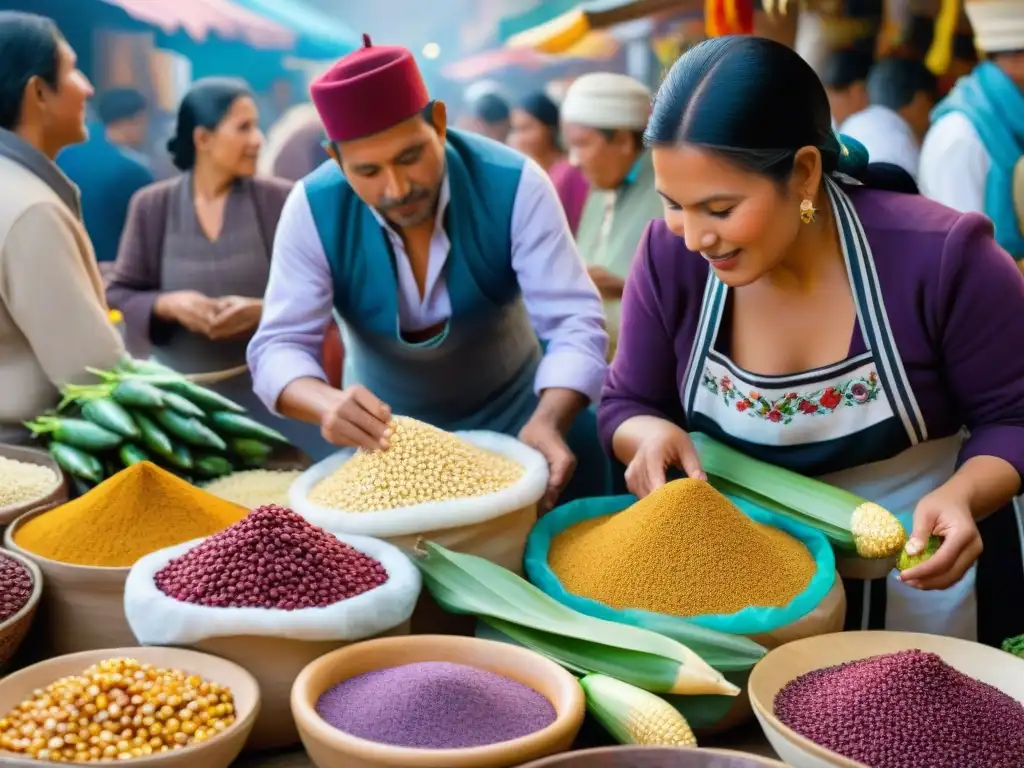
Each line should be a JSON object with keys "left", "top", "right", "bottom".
{"left": 598, "top": 186, "right": 1024, "bottom": 481}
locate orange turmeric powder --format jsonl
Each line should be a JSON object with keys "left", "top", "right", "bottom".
{"left": 13, "top": 462, "right": 247, "bottom": 567}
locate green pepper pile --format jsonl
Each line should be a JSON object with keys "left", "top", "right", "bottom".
{"left": 26, "top": 359, "right": 289, "bottom": 494}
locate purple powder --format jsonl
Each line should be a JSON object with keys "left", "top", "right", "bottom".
{"left": 315, "top": 661, "right": 557, "bottom": 749}
{"left": 774, "top": 649, "right": 1024, "bottom": 768}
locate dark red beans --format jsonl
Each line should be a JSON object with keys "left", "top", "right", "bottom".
{"left": 154, "top": 504, "right": 389, "bottom": 610}
{"left": 0, "top": 553, "right": 32, "bottom": 623}
{"left": 774, "top": 649, "right": 1024, "bottom": 768}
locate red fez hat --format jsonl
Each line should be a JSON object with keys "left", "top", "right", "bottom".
{"left": 310, "top": 33, "right": 429, "bottom": 143}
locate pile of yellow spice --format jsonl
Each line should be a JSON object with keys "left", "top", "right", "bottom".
{"left": 549, "top": 478, "right": 816, "bottom": 617}
{"left": 309, "top": 416, "right": 524, "bottom": 512}
{"left": 0, "top": 657, "right": 235, "bottom": 762}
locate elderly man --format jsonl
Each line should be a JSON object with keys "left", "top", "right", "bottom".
{"left": 247, "top": 36, "right": 611, "bottom": 508}
{"left": 920, "top": 0, "right": 1024, "bottom": 262}
{"left": 0, "top": 12, "right": 125, "bottom": 442}
{"left": 561, "top": 73, "right": 662, "bottom": 358}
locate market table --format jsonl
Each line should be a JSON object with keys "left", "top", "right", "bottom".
{"left": 231, "top": 719, "right": 780, "bottom": 766}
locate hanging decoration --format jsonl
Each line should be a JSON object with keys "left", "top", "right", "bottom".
{"left": 925, "top": 0, "right": 961, "bottom": 75}
{"left": 704, "top": 0, "right": 755, "bottom": 36}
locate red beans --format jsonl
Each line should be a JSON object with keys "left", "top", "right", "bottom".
{"left": 774, "top": 650, "right": 1024, "bottom": 768}
{"left": 154, "top": 504, "right": 389, "bottom": 610}
{"left": 0, "top": 553, "right": 32, "bottom": 623}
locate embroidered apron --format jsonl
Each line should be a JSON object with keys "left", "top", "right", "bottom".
{"left": 682, "top": 178, "right": 976, "bottom": 640}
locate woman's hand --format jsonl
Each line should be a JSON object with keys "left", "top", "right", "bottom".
{"left": 208, "top": 296, "right": 262, "bottom": 340}
{"left": 623, "top": 421, "right": 705, "bottom": 499}
{"left": 901, "top": 488, "right": 983, "bottom": 591}
{"left": 153, "top": 290, "right": 219, "bottom": 335}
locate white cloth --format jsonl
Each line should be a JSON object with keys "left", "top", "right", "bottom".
{"left": 561, "top": 73, "right": 651, "bottom": 130}
{"left": 919, "top": 112, "right": 991, "bottom": 214}
{"left": 965, "top": 0, "right": 1024, "bottom": 54}
{"left": 840, "top": 105, "right": 921, "bottom": 180}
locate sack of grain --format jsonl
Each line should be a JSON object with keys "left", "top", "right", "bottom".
{"left": 124, "top": 505, "right": 420, "bottom": 749}
{"left": 524, "top": 480, "right": 845, "bottom": 731}
{"left": 289, "top": 416, "right": 549, "bottom": 573}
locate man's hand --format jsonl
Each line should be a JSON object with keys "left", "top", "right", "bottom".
{"left": 208, "top": 296, "right": 262, "bottom": 340}
{"left": 519, "top": 415, "right": 577, "bottom": 513}
{"left": 587, "top": 266, "right": 625, "bottom": 299}
{"left": 321, "top": 384, "right": 393, "bottom": 452}
{"left": 154, "top": 290, "right": 219, "bottom": 336}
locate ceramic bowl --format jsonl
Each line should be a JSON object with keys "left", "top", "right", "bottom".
{"left": 748, "top": 630, "right": 1024, "bottom": 767}
{"left": 520, "top": 746, "right": 789, "bottom": 767}
{"left": 0, "top": 548, "right": 43, "bottom": 670}
{"left": 0, "top": 443, "right": 67, "bottom": 527}
{"left": 5, "top": 506, "right": 135, "bottom": 656}
{"left": 291, "top": 634, "right": 586, "bottom": 768}
{"left": 0, "top": 646, "right": 260, "bottom": 768}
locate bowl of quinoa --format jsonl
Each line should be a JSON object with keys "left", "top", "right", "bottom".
{"left": 748, "top": 630, "right": 1024, "bottom": 767}
{"left": 0, "top": 444, "right": 67, "bottom": 527}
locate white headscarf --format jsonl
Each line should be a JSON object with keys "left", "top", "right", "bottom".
{"left": 965, "top": 0, "right": 1024, "bottom": 54}
{"left": 561, "top": 72, "right": 652, "bottom": 131}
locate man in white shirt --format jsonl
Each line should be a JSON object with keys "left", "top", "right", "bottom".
{"left": 841, "top": 58, "right": 937, "bottom": 180}
{"left": 919, "top": 0, "right": 1024, "bottom": 260}
{"left": 821, "top": 49, "right": 873, "bottom": 129}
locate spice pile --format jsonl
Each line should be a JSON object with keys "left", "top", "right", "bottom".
{"left": 202, "top": 469, "right": 301, "bottom": 509}
{"left": 154, "top": 504, "right": 389, "bottom": 609}
{"left": 548, "top": 478, "right": 815, "bottom": 617}
{"left": 316, "top": 661, "right": 556, "bottom": 748}
{"left": 774, "top": 649, "right": 1024, "bottom": 767}
{"left": 12, "top": 462, "right": 247, "bottom": 567}
{"left": 0, "top": 657, "right": 236, "bottom": 762}
{"left": 0, "top": 455, "right": 59, "bottom": 508}
{"left": 0, "top": 552, "right": 33, "bottom": 623}
{"left": 309, "top": 416, "right": 524, "bottom": 512}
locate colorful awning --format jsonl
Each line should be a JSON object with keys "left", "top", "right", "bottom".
{"left": 507, "top": 0, "right": 699, "bottom": 53}
{"left": 443, "top": 31, "right": 620, "bottom": 81}
{"left": 231, "top": 0, "right": 360, "bottom": 58}
{"left": 95, "top": 0, "right": 295, "bottom": 49}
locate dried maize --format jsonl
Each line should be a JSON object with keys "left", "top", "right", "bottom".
{"left": 309, "top": 416, "right": 524, "bottom": 512}
{"left": 0, "top": 456, "right": 59, "bottom": 507}
{"left": 0, "top": 657, "right": 235, "bottom": 762}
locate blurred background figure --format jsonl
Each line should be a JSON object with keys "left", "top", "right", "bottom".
{"left": 821, "top": 48, "right": 874, "bottom": 128}
{"left": 0, "top": 11, "right": 124, "bottom": 443}
{"left": 258, "top": 101, "right": 326, "bottom": 181}
{"left": 561, "top": 72, "right": 660, "bottom": 359}
{"left": 509, "top": 90, "right": 588, "bottom": 233}
{"left": 58, "top": 87, "right": 155, "bottom": 272}
{"left": 463, "top": 91, "right": 511, "bottom": 142}
{"left": 840, "top": 58, "right": 937, "bottom": 180}
{"left": 921, "top": 0, "right": 1024, "bottom": 265}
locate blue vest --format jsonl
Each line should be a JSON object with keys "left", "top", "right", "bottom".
{"left": 304, "top": 130, "right": 613, "bottom": 502}
{"left": 304, "top": 130, "right": 540, "bottom": 433}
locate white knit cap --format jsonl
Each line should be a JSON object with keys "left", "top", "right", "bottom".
{"left": 965, "top": 0, "right": 1024, "bottom": 54}
{"left": 561, "top": 73, "right": 652, "bottom": 131}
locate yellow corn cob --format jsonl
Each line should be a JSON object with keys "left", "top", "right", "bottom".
{"left": 581, "top": 674, "right": 697, "bottom": 747}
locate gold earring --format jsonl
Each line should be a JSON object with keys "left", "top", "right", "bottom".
{"left": 799, "top": 198, "right": 816, "bottom": 225}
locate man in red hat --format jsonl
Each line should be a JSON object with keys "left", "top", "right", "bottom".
{"left": 247, "top": 36, "right": 611, "bottom": 507}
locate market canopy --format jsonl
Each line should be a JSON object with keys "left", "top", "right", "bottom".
{"left": 94, "top": 0, "right": 295, "bottom": 49}
{"left": 506, "top": 0, "right": 700, "bottom": 53}
{"left": 231, "top": 0, "right": 361, "bottom": 59}
{"left": 442, "top": 31, "right": 620, "bottom": 81}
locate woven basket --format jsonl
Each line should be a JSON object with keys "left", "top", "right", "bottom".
{"left": 0, "top": 548, "right": 42, "bottom": 671}
{"left": 0, "top": 443, "right": 68, "bottom": 529}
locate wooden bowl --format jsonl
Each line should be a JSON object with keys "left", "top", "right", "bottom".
{"left": 747, "top": 630, "right": 1024, "bottom": 767}
{"left": 291, "top": 634, "right": 586, "bottom": 768}
{"left": 0, "top": 443, "right": 67, "bottom": 527}
{"left": 0, "top": 548, "right": 43, "bottom": 670}
{"left": 0, "top": 646, "right": 260, "bottom": 768}
{"left": 520, "top": 746, "right": 789, "bottom": 767}
{"left": 5, "top": 506, "right": 135, "bottom": 656}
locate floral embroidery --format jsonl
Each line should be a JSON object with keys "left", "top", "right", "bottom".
{"left": 702, "top": 369, "right": 880, "bottom": 425}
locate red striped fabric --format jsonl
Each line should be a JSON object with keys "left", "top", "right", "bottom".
{"left": 96, "top": 0, "right": 294, "bottom": 49}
